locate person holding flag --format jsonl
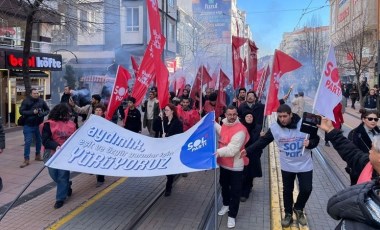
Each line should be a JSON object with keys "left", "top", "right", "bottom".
{"left": 241, "top": 104, "right": 320, "bottom": 227}
{"left": 177, "top": 97, "right": 200, "bottom": 132}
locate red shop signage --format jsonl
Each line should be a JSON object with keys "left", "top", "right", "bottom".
{"left": 5, "top": 50, "right": 62, "bottom": 71}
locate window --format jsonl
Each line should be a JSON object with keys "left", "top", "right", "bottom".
{"left": 78, "top": 4, "right": 103, "bottom": 33}
{"left": 127, "top": 7, "right": 139, "bottom": 32}
{"left": 80, "top": 9, "right": 88, "bottom": 30}
{"left": 168, "top": 23, "right": 175, "bottom": 42}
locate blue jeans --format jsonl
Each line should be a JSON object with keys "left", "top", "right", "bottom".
{"left": 23, "top": 125, "right": 41, "bottom": 160}
{"left": 48, "top": 167, "right": 70, "bottom": 201}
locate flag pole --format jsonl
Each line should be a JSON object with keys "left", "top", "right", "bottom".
{"left": 200, "top": 66, "right": 203, "bottom": 113}
{"left": 262, "top": 53, "right": 275, "bottom": 130}
{"left": 0, "top": 165, "right": 46, "bottom": 222}
{"left": 312, "top": 44, "right": 332, "bottom": 114}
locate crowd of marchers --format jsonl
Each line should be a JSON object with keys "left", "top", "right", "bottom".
{"left": 2, "top": 82, "right": 380, "bottom": 229}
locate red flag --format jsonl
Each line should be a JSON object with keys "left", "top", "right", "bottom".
{"left": 254, "top": 67, "right": 265, "bottom": 91}
{"left": 216, "top": 69, "right": 230, "bottom": 119}
{"left": 232, "top": 36, "right": 247, "bottom": 89}
{"left": 174, "top": 76, "right": 186, "bottom": 96}
{"left": 248, "top": 40, "right": 258, "bottom": 85}
{"left": 131, "top": 56, "right": 139, "bottom": 76}
{"left": 131, "top": 34, "right": 165, "bottom": 106}
{"left": 232, "top": 36, "right": 247, "bottom": 49}
{"left": 208, "top": 64, "right": 220, "bottom": 89}
{"left": 156, "top": 62, "right": 169, "bottom": 109}
{"left": 265, "top": 50, "right": 302, "bottom": 115}
{"left": 256, "top": 64, "right": 270, "bottom": 100}
{"left": 190, "top": 66, "right": 212, "bottom": 100}
{"left": 146, "top": 0, "right": 161, "bottom": 35}
{"left": 105, "top": 65, "right": 131, "bottom": 120}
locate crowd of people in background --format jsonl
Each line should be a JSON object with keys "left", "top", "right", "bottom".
{"left": 2, "top": 76, "right": 380, "bottom": 229}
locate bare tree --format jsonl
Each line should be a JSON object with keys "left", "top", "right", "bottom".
{"left": 177, "top": 9, "right": 223, "bottom": 74}
{"left": 300, "top": 15, "right": 329, "bottom": 85}
{"left": 14, "top": 0, "right": 117, "bottom": 95}
{"left": 334, "top": 13, "right": 377, "bottom": 103}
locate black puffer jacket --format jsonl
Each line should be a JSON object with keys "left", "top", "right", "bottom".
{"left": 327, "top": 180, "right": 380, "bottom": 229}
{"left": 19, "top": 96, "right": 50, "bottom": 126}
{"left": 326, "top": 129, "right": 379, "bottom": 180}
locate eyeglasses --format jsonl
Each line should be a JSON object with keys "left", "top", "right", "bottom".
{"left": 366, "top": 117, "right": 379, "bottom": 122}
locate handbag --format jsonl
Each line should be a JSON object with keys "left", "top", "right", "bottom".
{"left": 17, "top": 115, "right": 25, "bottom": 126}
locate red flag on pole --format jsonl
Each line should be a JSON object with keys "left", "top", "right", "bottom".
{"left": 248, "top": 39, "right": 258, "bottom": 85}
{"left": 105, "top": 65, "right": 131, "bottom": 120}
{"left": 174, "top": 76, "right": 186, "bottom": 96}
{"left": 256, "top": 64, "right": 270, "bottom": 100}
{"left": 190, "top": 65, "right": 212, "bottom": 100}
{"left": 156, "top": 62, "right": 169, "bottom": 109}
{"left": 131, "top": 34, "right": 165, "bottom": 106}
{"left": 264, "top": 50, "right": 302, "bottom": 115}
{"left": 146, "top": 0, "right": 161, "bottom": 35}
{"left": 254, "top": 67, "right": 265, "bottom": 91}
{"left": 232, "top": 36, "right": 247, "bottom": 89}
{"left": 208, "top": 64, "right": 220, "bottom": 89}
{"left": 215, "top": 69, "right": 230, "bottom": 119}
{"left": 131, "top": 56, "right": 139, "bottom": 76}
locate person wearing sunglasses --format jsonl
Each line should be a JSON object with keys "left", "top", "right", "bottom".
{"left": 346, "top": 109, "right": 380, "bottom": 185}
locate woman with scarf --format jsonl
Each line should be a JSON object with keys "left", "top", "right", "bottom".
{"left": 240, "top": 111, "right": 262, "bottom": 202}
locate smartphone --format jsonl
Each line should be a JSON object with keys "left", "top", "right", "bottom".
{"left": 302, "top": 112, "right": 321, "bottom": 125}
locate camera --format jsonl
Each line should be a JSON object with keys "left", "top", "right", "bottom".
{"left": 302, "top": 112, "right": 321, "bottom": 126}
{"left": 300, "top": 112, "right": 321, "bottom": 135}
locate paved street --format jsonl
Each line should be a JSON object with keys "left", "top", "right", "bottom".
{"left": 0, "top": 99, "right": 369, "bottom": 229}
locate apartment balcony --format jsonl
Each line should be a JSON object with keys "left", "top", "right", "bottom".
{"left": 0, "top": 35, "right": 52, "bottom": 53}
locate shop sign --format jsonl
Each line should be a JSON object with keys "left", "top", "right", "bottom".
{"left": 5, "top": 50, "right": 62, "bottom": 71}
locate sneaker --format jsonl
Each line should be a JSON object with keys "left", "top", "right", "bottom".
{"left": 240, "top": 197, "right": 247, "bottom": 202}
{"left": 218, "top": 205, "right": 229, "bottom": 216}
{"left": 227, "top": 217, "right": 235, "bottom": 228}
{"left": 54, "top": 201, "right": 64, "bottom": 209}
{"left": 96, "top": 181, "right": 104, "bottom": 188}
{"left": 325, "top": 142, "right": 330, "bottom": 147}
{"left": 20, "top": 160, "right": 30, "bottom": 168}
{"left": 294, "top": 209, "right": 307, "bottom": 226}
{"left": 281, "top": 213, "right": 293, "bottom": 227}
{"left": 35, "top": 154, "right": 43, "bottom": 161}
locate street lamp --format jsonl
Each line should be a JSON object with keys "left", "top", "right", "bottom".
{"left": 53, "top": 49, "right": 79, "bottom": 64}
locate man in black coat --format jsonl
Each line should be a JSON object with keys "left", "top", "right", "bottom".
{"left": 124, "top": 97, "right": 142, "bottom": 133}
{"left": 237, "top": 91, "right": 264, "bottom": 126}
{"left": 19, "top": 88, "right": 50, "bottom": 168}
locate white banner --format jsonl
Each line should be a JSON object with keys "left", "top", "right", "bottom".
{"left": 313, "top": 45, "right": 342, "bottom": 122}
{"left": 46, "top": 112, "right": 217, "bottom": 177}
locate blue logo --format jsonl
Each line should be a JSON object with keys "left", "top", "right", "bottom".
{"left": 180, "top": 112, "right": 216, "bottom": 169}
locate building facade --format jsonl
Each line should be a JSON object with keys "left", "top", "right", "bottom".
{"left": 0, "top": 1, "right": 60, "bottom": 125}
{"left": 330, "top": 0, "right": 378, "bottom": 87}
